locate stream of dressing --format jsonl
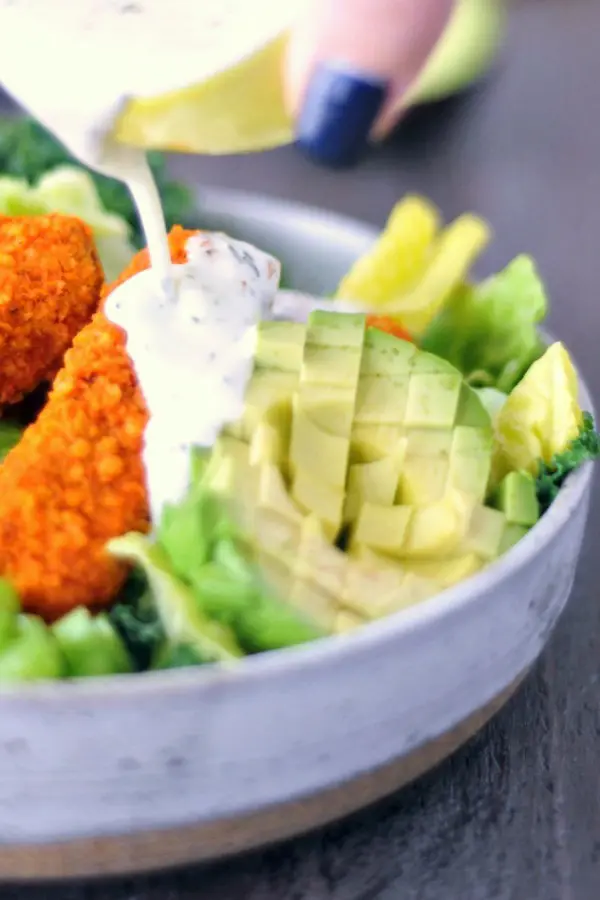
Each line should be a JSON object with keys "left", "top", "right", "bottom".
{"left": 0, "top": 2, "right": 290, "bottom": 523}
{"left": 105, "top": 234, "right": 280, "bottom": 524}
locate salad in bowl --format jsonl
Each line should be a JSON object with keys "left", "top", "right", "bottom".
{"left": 0, "top": 125, "right": 596, "bottom": 684}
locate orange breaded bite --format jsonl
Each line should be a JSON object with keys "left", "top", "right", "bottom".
{"left": 0, "top": 214, "right": 103, "bottom": 407}
{"left": 0, "top": 226, "right": 199, "bottom": 619}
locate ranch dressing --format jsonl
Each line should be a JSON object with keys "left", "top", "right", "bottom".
{"left": 105, "top": 233, "right": 280, "bottom": 523}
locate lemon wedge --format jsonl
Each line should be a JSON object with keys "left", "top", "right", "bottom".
{"left": 493, "top": 342, "right": 583, "bottom": 479}
{"left": 383, "top": 214, "right": 491, "bottom": 335}
{"left": 334, "top": 196, "right": 441, "bottom": 308}
{"left": 115, "top": 0, "right": 505, "bottom": 154}
{"left": 335, "top": 197, "right": 491, "bottom": 337}
{"left": 115, "top": 33, "right": 295, "bottom": 155}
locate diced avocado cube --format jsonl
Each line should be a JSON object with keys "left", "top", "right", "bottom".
{"left": 288, "top": 578, "right": 337, "bottom": 631}
{"left": 405, "top": 429, "right": 453, "bottom": 456}
{"left": 334, "top": 609, "right": 364, "bottom": 634}
{"left": 249, "top": 418, "right": 289, "bottom": 468}
{"left": 445, "top": 426, "right": 494, "bottom": 503}
{"left": 353, "top": 503, "right": 412, "bottom": 556}
{"left": 360, "top": 328, "right": 416, "bottom": 375}
{"left": 455, "top": 383, "right": 492, "bottom": 428}
{"left": 404, "top": 372, "right": 463, "bottom": 428}
{"left": 354, "top": 374, "right": 410, "bottom": 425}
{"left": 401, "top": 492, "right": 472, "bottom": 559}
{"left": 294, "top": 516, "right": 348, "bottom": 596}
{"left": 291, "top": 471, "right": 344, "bottom": 542}
{"left": 256, "top": 464, "right": 303, "bottom": 524}
{"left": 255, "top": 321, "right": 306, "bottom": 372}
{"left": 498, "top": 523, "right": 530, "bottom": 555}
{"left": 344, "top": 547, "right": 440, "bottom": 613}
{"left": 203, "top": 446, "right": 258, "bottom": 531}
{"left": 402, "top": 554, "right": 482, "bottom": 588}
{"left": 446, "top": 453, "right": 491, "bottom": 504}
{"left": 238, "top": 370, "right": 298, "bottom": 440}
{"left": 397, "top": 455, "right": 449, "bottom": 505}
{"left": 206, "top": 437, "right": 255, "bottom": 498}
{"left": 493, "top": 471, "right": 540, "bottom": 528}
{"left": 290, "top": 409, "right": 349, "bottom": 488}
{"left": 306, "top": 310, "right": 366, "bottom": 348}
{"left": 212, "top": 434, "right": 251, "bottom": 464}
{"left": 389, "top": 573, "right": 440, "bottom": 612}
{"left": 410, "top": 351, "right": 458, "bottom": 374}
{"left": 398, "top": 429, "right": 454, "bottom": 505}
{"left": 345, "top": 453, "right": 404, "bottom": 522}
{"left": 461, "top": 505, "right": 507, "bottom": 561}
{"left": 342, "top": 555, "right": 406, "bottom": 619}
{"left": 254, "top": 510, "right": 301, "bottom": 563}
{"left": 295, "top": 383, "right": 356, "bottom": 436}
{"left": 350, "top": 424, "right": 405, "bottom": 463}
{"left": 450, "top": 425, "right": 493, "bottom": 456}
{"left": 300, "top": 344, "right": 362, "bottom": 387}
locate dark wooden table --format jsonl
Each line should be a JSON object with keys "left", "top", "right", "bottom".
{"left": 6, "top": 0, "right": 600, "bottom": 897}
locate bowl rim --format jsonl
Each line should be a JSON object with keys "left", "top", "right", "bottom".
{"left": 0, "top": 190, "right": 595, "bottom": 702}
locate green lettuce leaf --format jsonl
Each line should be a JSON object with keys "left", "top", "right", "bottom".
{"left": 108, "top": 532, "right": 243, "bottom": 665}
{"left": 0, "top": 421, "right": 24, "bottom": 462}
{"left": 108, "top": 465, "right": 325, "bottom": 668}
{"left": 156, "top": 475, "right": 324, "bottom": 653}
{"left": 421, "top": 255, "right": 548, "bottom": 392}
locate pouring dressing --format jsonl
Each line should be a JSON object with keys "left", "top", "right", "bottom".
{"left": 0, "top": 0, "right": 304, "bottom": 519}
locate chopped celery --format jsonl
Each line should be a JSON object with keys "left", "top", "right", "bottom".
{"left": 52, "top": 607, "right": 132, "bottom": 677}
{"left": 151, "top": 643, "right": 204, "bottom": 670}
{"left": 0, "top": 615, "right": 65, "bottom": 683}
{"left": 0, "top": 578, "right": 20, "bottom": 651}
{"left": 234, "top": 593, "right": 323, "bottom": 654}
{"left": 158, "top": 492, "right": 212, "bottom": 581}
{"left": 189, "top": 562, "right": 255, "bottom": 624}
{"left": 189, "top": 558, "right": 322, "bottom": 652}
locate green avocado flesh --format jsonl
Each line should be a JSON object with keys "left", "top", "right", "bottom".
{"left": 203, "top": 312, "right": 540, "bottom": 637}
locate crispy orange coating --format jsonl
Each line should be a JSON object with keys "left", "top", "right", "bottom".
{"left": 0, "top": 226, "right": 199, "bottom": 619}
{"left": 0, "top": 214, "right": 103, "bottom": 407}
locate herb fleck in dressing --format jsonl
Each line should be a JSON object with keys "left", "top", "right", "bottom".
{"left": 105, "top": 232, "right": 281, "bottom": 524}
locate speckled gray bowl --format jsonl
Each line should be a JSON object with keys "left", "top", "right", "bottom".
{"left": 0, "top": 190, "right": 594, "bottom": 882}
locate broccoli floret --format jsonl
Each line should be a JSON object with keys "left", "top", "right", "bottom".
{"left": 536, "top": 412, "right": 600, "bottom": 513}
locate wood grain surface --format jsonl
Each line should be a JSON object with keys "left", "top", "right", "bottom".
{"left": 3, "top": 0, "right": 600, "bottom": 897}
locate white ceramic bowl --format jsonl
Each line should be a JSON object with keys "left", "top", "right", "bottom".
{"left": 0, "top": 190, "right": 594, "bottom": 881}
